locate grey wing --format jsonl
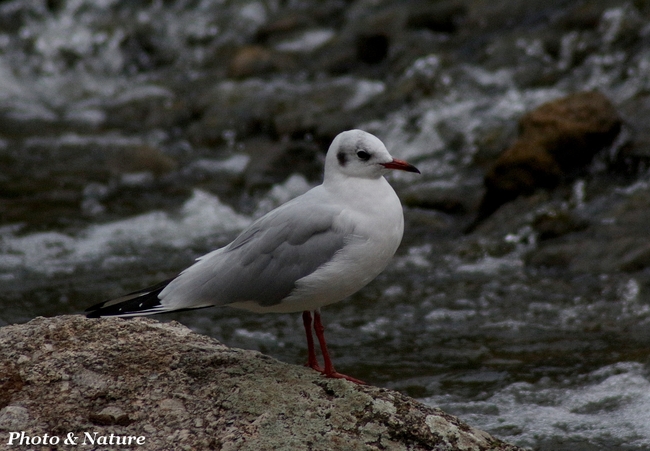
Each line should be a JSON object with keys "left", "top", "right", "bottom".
{"left": 159, "top": 200, "right": 349, "bottom": 309}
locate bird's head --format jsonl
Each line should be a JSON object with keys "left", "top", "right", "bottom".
{"left": 325, "top": 129, "right": 420, "bottom": 181}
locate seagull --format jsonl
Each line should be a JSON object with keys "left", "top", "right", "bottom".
{"left": 86, "top": 129, "right": 420, "bottom": 383}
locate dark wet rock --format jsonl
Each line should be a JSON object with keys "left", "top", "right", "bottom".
{"left": 531, "top": 209, "right": 589, "bottom": 241}
{"left": 525, "top": 182, "right": 650, "bottom": 273}
{"left": 0, "top": 316, "right": 523, "bottom": 451}
{"left": 0, "top": 112, "right": 64, "bottom": 139}
{"left": 470, "top": 119, "right": 521, "bottom": 168}
{"left": 464, "top": 0, "right": 560, "bottom": 32}
{"left": 187, "top": 76, "right": 385, "bottom": 146}
{"left": 228, "top": 45, "right": 275, "bottom": 78}
{"left": 402, "top": 181, "right": 483, "bottom": 215}
{"left": 552, "top": 2, "right": 608, "bottom": 31}
{"left": 406, "top": 0, "right": 467, "bottom": 34}
{"left": 473, "top": 91, "right": 621, "bottom": 227}
{"left": 0, "top": 137, "right": 181, "bottom": 226}
{"left": 617, "top": 93, "right": 650, "bottom": 171}
{"left": 403, "top": 208, "right": 459, "bottom": 245}
{"left": 238, "top": 136, "right": 323, "bottom": 191}
{"left": 102, "top": 85, "right": 183, "bottom": 132}
{"left": 334, "top": 4, "right": 408, "bottom": 71}
{"left": 619, "top": 242, "right": 650, "bottom": 273}
{"left": 107, "top": 145, "right": 177, "bottom": 176}
{"left": 356, "top": 33, "right": 391, "bottom": 64}
{"left": 0, "top": 188, "right": 82, "bottom": 226}
{"left": 526, "top": 241, "right": 576, "bottom": 269}
{"left": 466, "top": 190, "right": 553, "bottom": 238}
{"left": 255, "top": 13, "right": 313, "bottom": 42}
{"left": 14, "top": 138, "right": 176, "bottom": 182}
{"left": 120, "top": 25, "right": 180, "bottom": 73}
{"left": 597, "top": 238, "right": 650, "bottom": 273}
{"left": 528, "top": 237, "right": 650, "bottom": 273}
{"left": 353, "top": 6, "right": 408, "bottom": 63}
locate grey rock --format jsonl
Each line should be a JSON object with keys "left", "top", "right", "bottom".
{"left": 0, "top": 406, "right": 30, "bottom": 431}
{"left": 525, "top": 184, "right": 650, "bottom": 273}
{"left": 0, "top": 316, "right": 523, "bottom": 451}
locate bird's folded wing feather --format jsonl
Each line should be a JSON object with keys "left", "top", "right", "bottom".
{"left": 159, "top": 197, "right": 351, "bottom": 309}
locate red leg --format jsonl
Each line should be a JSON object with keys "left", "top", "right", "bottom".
{"left": 302, "top": 311, "right": 322, "bottom": 371}
{"left": 312, "top": 310, "right": 365, "bottom": 384}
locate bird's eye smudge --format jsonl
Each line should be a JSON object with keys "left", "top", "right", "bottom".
{"left": 337, "top": 151, "right": 347, "bottom": 166}
{"left": 356, "top": 150, "right": 371, "bottom": 161}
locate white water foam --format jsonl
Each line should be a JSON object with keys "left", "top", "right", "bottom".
{"left": 274, "top": 29, "right": 335, "bottom": 53}
{"left": 0, "top": 189, "right": 250, "bottom": 277}
{"left": 422, "top": 362, "right": 650, "bottom": 450}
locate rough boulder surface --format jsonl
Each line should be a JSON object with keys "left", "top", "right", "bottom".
{"left": 0, "top": 316, "right": 524, "bottom": 451}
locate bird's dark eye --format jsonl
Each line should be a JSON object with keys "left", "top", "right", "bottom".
{"left": 356, "top": 150, "right": 371, "bottom": 161}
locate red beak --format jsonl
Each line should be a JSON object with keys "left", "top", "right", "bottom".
{"left": 381, "top": 158, "right": 421, "bottom": 174}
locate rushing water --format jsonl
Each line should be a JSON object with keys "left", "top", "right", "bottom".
{"left": 2, "top": 1, "right": 650, "bottom": 449}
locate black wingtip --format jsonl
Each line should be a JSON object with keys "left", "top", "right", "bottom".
{"left": 85, "top": 278, "right": 174, "bottom": 318}
{"left": 85, "top": 299, "right": 108, "bottom": 315}
{"left": 85, "top": 309, "right": 103, "bottom": 319}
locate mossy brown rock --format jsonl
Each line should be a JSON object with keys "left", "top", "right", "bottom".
{"left": 229, "top": 45, "right": 277, "bottom": 79}
{"left": 0, "top": 316, "right": 524, "bottom": 451}
{"left": 475, "top": 91, "right": 621, "bottom": 224}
